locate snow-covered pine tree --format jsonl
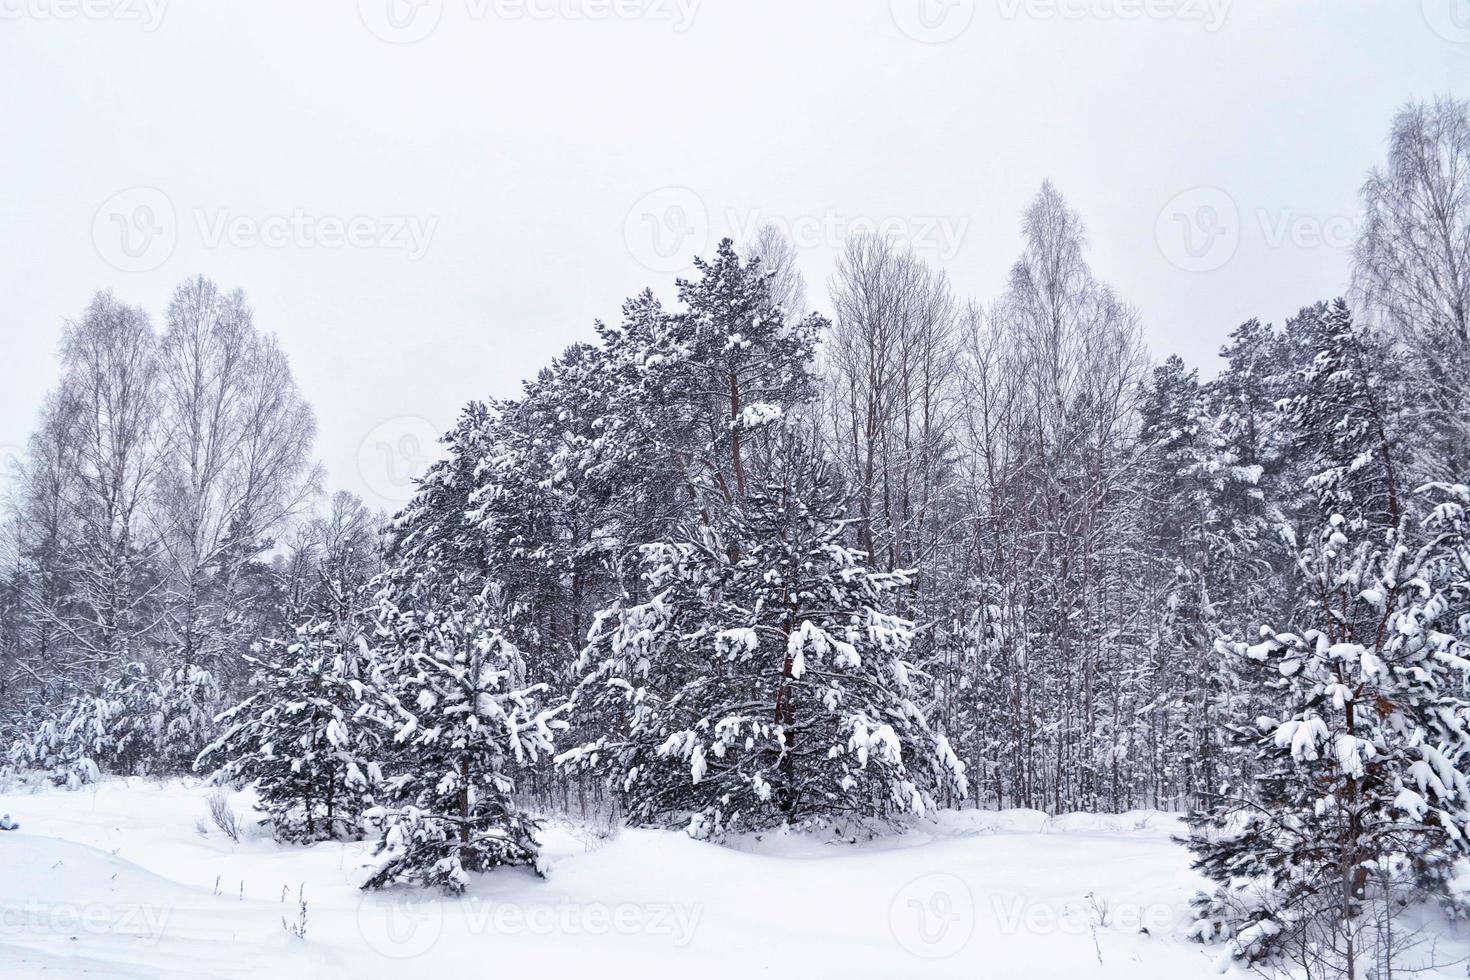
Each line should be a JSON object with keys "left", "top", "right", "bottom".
{"left": 1278, "top": 299, "right": 1407, "bottom": 537}
{"left": 1185, "top": 493, "right": 1470, "bottom": 970}
{"left": 1136, "top": 354, "right": 1276, "bottom": 807}
{"left": 1138, "top": 356, "right": 1223, "bottom": 804}
{"left": 1211, "top": 319, "right": 1283, "bottom": 501}
{"left": 1204, "top": 317, "right": 1294, "bottom": 629}
{"left": 607, "top": 238, "right": 824, "bottom": 513}
{"left": 1183, "top": 300, "right": 1452, "bottom": 971}
{"left": 125, "top": 662, "right": 225, "bottom": 773}
{"left": 561, "top": 430, "right": 967, "bottom": 839}
{"left": 6, "top": 683, "right": 119, "bottom": 787}
{"left": 363, "top": 580, "right": 566, "bottom": 893}
{"left": 466, "top": 343, "right": 625, "bottom": 696}
{"left": 6, "top": 660, "right": 223, "bottom": 783}
{"left": 381, "top": 403, "right": 497, "bottom": 604}
{"left": 197, "top": 619, "right": 386, "bottom": 843}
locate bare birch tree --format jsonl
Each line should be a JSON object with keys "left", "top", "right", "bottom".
{"left": 745, "top": 222, "right": 809, "bottom": 318}
{"left": 1355, "top": 96, "right": 1470, "bottom": 480}
{"left": 153, "top": 276, "right": 318, "bottom": 671}
{"left": 947, "top": 183, "right": 1148, "bottom": 811}
{"left": 57, "top": 292, "right": 163, "bottom": 671}
{"left": 823, "top": 233, "right": 962, "bottom": 579}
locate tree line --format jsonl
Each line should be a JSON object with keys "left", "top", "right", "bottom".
{"left": 4, "top": 96, "right": 1470, "bottom": 975}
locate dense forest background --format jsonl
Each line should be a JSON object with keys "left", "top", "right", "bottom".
{"left": 2, "top": 96, "right": 1467, "bottom": 814}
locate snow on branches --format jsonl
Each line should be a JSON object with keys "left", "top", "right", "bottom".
{"left": 362, "top": 581, "right": 568, "bottom": 893}
{"left": 197, "top": 622, "right": 386, "bottom": 844}
{"left": 1186, "top": 490, "right": 1470, "bottom": 968}
{"left": 560, "top": 436, "right": 966, "bottom": 839}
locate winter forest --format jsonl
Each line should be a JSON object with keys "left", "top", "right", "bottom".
{"left": 6, "top": 88, "right": 1470, "bottom": 978}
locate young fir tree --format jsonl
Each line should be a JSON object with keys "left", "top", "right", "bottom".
{"left": 1278, "top": 299, "right": 1407, "bottom": 537}
{"left": 197, "top": 619, "right": 386, "bottom": 843}
{"left": 7, "top": 683, "right": 121, "bottom": 787}
{"left": 363, "top": 581, "right": 566, "bottom": 893}
{"left": 561, "top": 432, "right": 968, "bottom": 839}
{"left": 8, "top": 661, "right": 223, "bottom": 784}
{"left": 1139, "top": 356, "right": 1232, "bottom": 805}
{"left": 124, "top": 662, "right": 225, "bottom": 774}
{"left": 1204, "top": 317, "right": 1293, "bottom": 629}
{"left": 1186, "top": 497, "right": 1470, "bottom": 970}
{"left": 1186, "top": 300, "right": 1467, "bottom": 973}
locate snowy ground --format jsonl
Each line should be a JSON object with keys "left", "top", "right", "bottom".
{"left": 0, "top": 779, "right": 1459, "bottom": 979}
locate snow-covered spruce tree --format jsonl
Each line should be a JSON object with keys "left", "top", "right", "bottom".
{"left": 363, "top": 581, "right": 566, "bottom": 893}
{"left": 583, "top": 238, "right": 822, "bottom": 530}
{"left": 465, "top": 343, "right": 627, "bottom": 698}
{"left": 1277, "top": 299, "right": 1407, "bottom": 536}
{"left": 1184, "top": 495, "right": 1470, "bottom": 971}
{"left": 197, "top": 619, "right": 386, "bottom": 843}
{"left": 5, "top": 661, "right": 223, "bottom": 784}
{"left": 1137, "top": 355, "right": 1238, "bottom": 805}
{"left": 124, "top": 661, "right": 226, "bottom": 774}
{"left": 5, "top": 684, "right": 120, "bottom": 787}
{"left": 561, "top": 431, "right": 968, "bottom": 839}
{"left": 1204, "top": 317, "right": 1296, "bottom": 627}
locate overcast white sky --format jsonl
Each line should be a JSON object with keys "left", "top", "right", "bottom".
{"left": 2, "top": 0, "right": 1466, "bottom": 512}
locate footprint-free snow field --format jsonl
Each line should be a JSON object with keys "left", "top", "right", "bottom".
{"left": 0, "top": 779, "right": 1460, "bottom": 979}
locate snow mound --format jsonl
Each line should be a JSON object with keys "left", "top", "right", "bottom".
{"left": 0, "top": 833, "right": 351, "bottom": 979}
